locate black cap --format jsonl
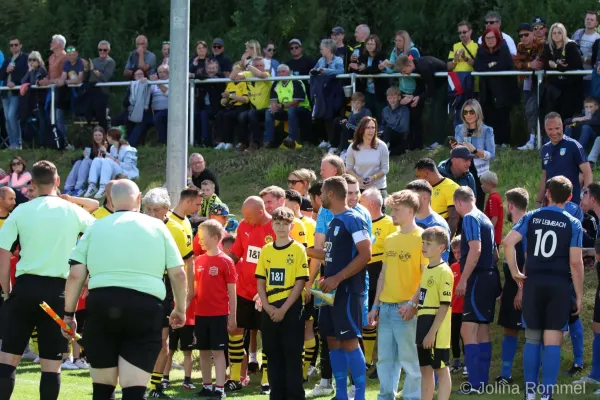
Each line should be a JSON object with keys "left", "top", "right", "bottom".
{"left": 451, "top": 145, "right": 475, "bottom": 160}
{"left": 518, "top": 23, "right": 533, "bottom": 32}
{"left": 532, "top": 17, "right": 546, "bottom": 26}
{"left": 332, "top": 26, "right": 344, "bottom": 34}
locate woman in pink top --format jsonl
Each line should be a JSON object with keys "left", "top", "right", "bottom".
{"left": 0, "top": 156, "right": 32, "bottom": 195}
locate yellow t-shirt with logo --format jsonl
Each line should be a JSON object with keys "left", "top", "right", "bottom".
{"left": 168, "top": 211, "right": 193, "bottom": 255}
{"left": 224, "top": 81, "right": 249, "bottom": 107}
{"left": 243, "top": 71, "right": 272, "bottom": 110}
{"left": 164, "top": 217, "right": 193, "bottom": 260}
{"left": 380, "top": 228, "right": 427, "bottom": 303}
{"left": 291, "top": 218, "right": 307, "bottom": 246}
{"left": 417, "top": 262, "right": 453, "bottom": 349}
{"left": 300, "top": 216, "right": 316, "bottom": 248}
{"left": 448, "top": 42, "right": 478, "bottom": 72}
{"left": 431, "top": 178, "right": 459, "bottom": 219}
{"left": 370, "top": 215, "right": 397, "bottom": 264}
{"left": 255, "top": 240, "right": 309, "bottom": 306}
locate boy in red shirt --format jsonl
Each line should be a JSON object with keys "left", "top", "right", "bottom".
{"left": 450, "top": 236, "right": 464, "bottom": 374}
{"left": 481, "top": 171, "right": 503, "bottom": 247}
{"left": 194, "top": 220, "right": 237, "bottom": 398}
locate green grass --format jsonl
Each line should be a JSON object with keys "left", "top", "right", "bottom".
{"left": 5, "top": 145, "right": 600, "bottom": 398}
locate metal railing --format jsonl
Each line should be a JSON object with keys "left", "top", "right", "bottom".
{"left": 0, "top": 70, "right": 593, "bottom": 149}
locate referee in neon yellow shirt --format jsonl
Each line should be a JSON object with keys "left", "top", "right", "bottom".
{"left": 63, "top": 180, "right": 187, "bottom": 400}
{"left": 0, "top": 160, "right": 95, "bottom": 399}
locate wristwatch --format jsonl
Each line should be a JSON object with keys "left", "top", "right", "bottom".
{"left": 407, "top": 300, "right": 418, "bottom": 309}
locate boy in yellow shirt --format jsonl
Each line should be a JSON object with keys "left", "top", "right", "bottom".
{"left": 367, "top": 190, "right": 425, "bottom": 400}
{"left": 418, "top": 226, "right": 453, "bottom": 400}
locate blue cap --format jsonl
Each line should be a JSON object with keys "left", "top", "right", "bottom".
{"left": 210, "top": 203, "right": 234, "bottom": 217}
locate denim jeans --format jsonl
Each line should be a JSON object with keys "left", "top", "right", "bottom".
{"left": 64, "top": 158, "right": 93, "bottom": 191}
{"left": 88, "top": 157, "right": 123, "bottom": 186}
{"left": 264, "top": 107, "right": 311, "bottom": 143}
{"left": 2, "top": 96, "right": 21, "bottom": 148}
{"left": 565, "top": 124, "right": 595, "bottom": 151}
{"left": 376, "top": 302, "right": 421, "bottom": 400}
{"left": 153, "top": 109, "right": 168, "bottom": 144}
{"left": 589, "top": 137, "right": 600, "bottom": 163}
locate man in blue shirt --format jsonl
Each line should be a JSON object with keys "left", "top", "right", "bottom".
{"left": 453, "top": 186, "right": 498, "bottom": 394}
{"left": 316, "top": 176, "right": 371, "bottom": 400}
{"left": 537, "top": 112, "right": 592, "bottom": 206}
{"left": 504, "top": 176, "right": 584, "bottom": 400}
{"left": 438, "top": 146, "right": 478, "bottom": 201}
{"left": 405, "top": 179, "right": 451, "bottom": 261}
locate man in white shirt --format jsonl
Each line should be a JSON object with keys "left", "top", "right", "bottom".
{"left": 571, "top": 11, "right": 600, "bottom": 95}
{"left": 478, "top": 11, "right": 517, "bottom": 56}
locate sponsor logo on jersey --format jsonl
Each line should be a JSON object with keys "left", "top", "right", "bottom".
{"left": 560, "top": 148, "right": 566, "bottom": 156}
{"left": 286, "top": 254, "right": 294, "bottom": 265}
{"left": 427, "top": 276, "right": 435, "bottom": 287}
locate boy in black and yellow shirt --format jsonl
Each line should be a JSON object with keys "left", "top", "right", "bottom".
{"left": 418, "top": 226, "right": 453, "bottom": 400}
{"left": 255, "top": 207, "right": 308, "bottom": 400}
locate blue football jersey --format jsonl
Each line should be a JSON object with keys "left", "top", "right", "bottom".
{"left": 513, "top": 205, "right": 583, "bottom": 279}
{"left": 416, "top": 211, "right": 451, "bottom": 262}
{"left": 460, "top": 208, "right": 495, "bottom": 272}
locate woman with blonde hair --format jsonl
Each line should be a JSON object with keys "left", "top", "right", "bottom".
{"left": 238, "top": 40, "right": 262, "bottom": 70}
{"left": 542, "top": 22, "right": 583, "bottom": 120}
{"left": 21, "top": 51, "right": 48, "bottom": 146}
{"left": 287, "top": 168, "right": 317, "bottom": 216}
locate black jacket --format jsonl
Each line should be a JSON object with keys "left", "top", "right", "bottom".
{"left": 196, "top": 73, "right": 226, "bottom": 112}
{"left": 352, "top": 51, "right": 389, "bottom": 102}
{"left": 0, "top": 52, "right": 29, "bottom": 96}
{"left": 310, "top": 74, "right": 344, "bottom": 120}
{"left": 411, "top": 56, "right": 447, "bottom": 101}
{"left": 474, "top": 45, "right": 520, "bottom": 108}
{"left": 565, "top": 110, "right": 600, "bottom": 130}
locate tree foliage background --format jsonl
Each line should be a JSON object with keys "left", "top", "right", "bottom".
{"left": 0, "top": 0, "right": 598, "bottom": 77}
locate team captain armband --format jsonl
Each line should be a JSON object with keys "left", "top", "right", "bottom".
{"left": 352, "top": 230, "right": 370, "bottom": 244}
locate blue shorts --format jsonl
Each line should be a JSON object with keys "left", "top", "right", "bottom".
{"left": 462, "top": 269, "right": 500, "bottom": 324}
{"left": 521, "top": 275, "right": 571, "bottom": 331}
{"left": 319, "top": 290, "right": 364, "bottom": 340}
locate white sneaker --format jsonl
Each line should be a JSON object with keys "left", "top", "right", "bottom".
{"left": 306, "top": 383, "right": 334, "bottom": 397}
{"left": 22, "top": 350, "right": 38, "bottom": 361}
{"left": 84, "top": 185, "right": 97, "bottom": 198}
{"left": 307, "top": 365, "right": 317, "bottom": 377}
{"left": 94, "top": 186, "right": 106, "bottom": 199}
{"left": 318, "top": 140, "right": 330, "bottom": 149}
{"left": 61, "top": 360, "right": 79, "bottom": 370}
{"left": 171, "top": 362, "right": 184, "bottom": 370}
{"left": 427, "top": 142, "right": 441, "bottom": 150}
{"left": 74, "top": 359, "right": 89, "bottom": 369}
{"left": 328, "top": 147, "right": 337, "bottom": 154}
{"left": 518, "top": 141, "right": 534, "bottom": 151}
{"left": 574, "top": 375, "right": 600, "bottom": 384}
{"left": 348, "top": 385, "right": 356, "bottom": 399}
{"left": 33, "top": 357, "right": 40, "bottom": 364}
{"left": 214, "top": 142, "right": 225, "bottom": 150}
{"left": 223, "top": 143, "right": 233, "bottom": 150}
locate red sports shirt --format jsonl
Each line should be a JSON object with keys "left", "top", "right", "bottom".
{"left": 450, "top": 262, "right": 463, "bottom": 313}
{"left": 230, "top": 220, "right": 275, "bottom": 300}
{"left": 194, "top": 252, "right": 237, "bottom": 316}
{"left": 484, "top": 191, "right": 504, "bottom": 245}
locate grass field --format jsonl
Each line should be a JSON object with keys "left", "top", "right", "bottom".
{"left": 4, "top": 145, "right": 600, "bottom": 399}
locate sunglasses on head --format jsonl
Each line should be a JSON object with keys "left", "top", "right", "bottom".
{"left": 519, "top": 33, "right": 531, "bottom": 38}
{"left": 485, "top": 20, "right": 499, "bottom": 24}
{"left": 463, "top": 109, "right": 476, "bottom": 116}
{"left": 534, "top": 26, "right": 545, "bottom": 30}
{"left": 98, "top": 48, "right": 108, "bottom": 52}
{"left": 290, "top": 46, "right": 300, "bottom": 50}
{"left": 162, "top": 41, "right": 170, "bottom": 45}
{"left": 66, "top": 47, "right": 76, "bottom": 53}
{"left": 9, "top": 43, "right": 19, "bottom": 47}
{"left": 212, "top": 44, "right": 223, "bottom": 49}
{"left": 288, "top": 179, "right": 303, "bottom": 185}
{"left": 458, "top": 30, "right": 469, "bottom": 35}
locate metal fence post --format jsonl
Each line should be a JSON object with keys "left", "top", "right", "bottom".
{"left": 536, "top": 70, "right": 543, "bottom": 150}
{"left": 189, "top": 80, "right": 195, "bottom": 146}
{"left": 50, "top": 85, "right": 56, "bottom": 126}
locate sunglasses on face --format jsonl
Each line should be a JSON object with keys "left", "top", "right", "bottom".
{"left": 9, "top": 43, "right": 19, "bottom": 47}
{"left": 212, "top": 44, "right": 223, "bottom": 49}
{"left": 288, "top": 179, "right": 303, "bottom": 185}
{"left": 485, "top": 20, "right": 499, "bottom": 25}
{"left": 98, "top": 48, "right": 109, "bottom": 52}
{"left": 290, "top": 46, "right": 300, "bottom": 50}
{"left": 458, "top": 30, "right": 469, "bottom": 35}
{"left": 11, "top": 162, "right": 21, "bottom": 166}
{"left": 519, "top": 33, "right": 531, "bottom": 38}
{"left": 265, "top": 48, "right": 274, "bottom": 52}
{"left": 28, "top": 58, "right": 37, "bottom": 62}
{"left": 463, "top": 109, "right": 476, "bottom": 116}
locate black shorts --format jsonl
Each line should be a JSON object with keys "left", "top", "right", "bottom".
{"left": 367, "top": 261, "right": 382, "bottom": 295}
{"left": 169, "top": 325, "right": 195, "bottom": 351}
{"left": 84, "top": 287, "right": 163, "bottom": 373}
{"left": 497, "top": 278, "right": 523, "bottom": 331}
{"left": 162, "top": 298, "right": 173, "bottom": 328}
{"left": 236, "top": 296, "right": 261, "bottom": 331}
{"left": 462, "top": 269, "right": 500, "bottom": 324}
{"left": 0, "top": 275, "right": 68, "bottom": 360}
{"left": 304, "top": 298, "right": 316, "bottom": 322}
{"left": 75, "top": 309, "right": 87, "bottom": 335}
{"left": 319, "top": 290, "right": 363, "bottom": 340}
{"left": 522, "top": 276, "right": 571, "bottom": 331}
{"left": 417, "top": 346, "right": 450, "bottom": 369}
{"left": 195, "top": 315, "right": 228, "bottom": 351}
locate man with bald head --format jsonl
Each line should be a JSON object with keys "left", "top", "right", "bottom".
{"left": 91, "top": 180, "right": 116, "bottom": 219}
{"left": 124, "top": 35, "right": 157, "bottom": 79}
{"left": 188, "top": 153, "right": 220, "bottom": 196}
{"left": 0, "top": 188, "right": 16, "bottom": 226}
{"left": 64, "top": 179, "right": 187, "bottom": 400}
{"left": 351, "top": 24, "right": 371, "bottom": 64}
{"left": 226, "top": 195, "right": 275, "bottom": 394}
